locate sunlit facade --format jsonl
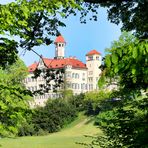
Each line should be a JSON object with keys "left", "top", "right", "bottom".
{"left": 24, "top": 35, "right": 102, "bottom": 106}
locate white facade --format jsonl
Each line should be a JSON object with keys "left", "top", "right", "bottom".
{"left": 86, "top": 53, "right": 102, "bottom": 91}
{"left": 24, "top": 35, "right": 102, "bottom": 106}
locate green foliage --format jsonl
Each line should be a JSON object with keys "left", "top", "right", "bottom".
{"left": 68, "top": 93, "right": 85, "bottom": 111}
{"left": 60, "top": 89, "right": 73, "bottom": 99}
{"left": 94, "top": 93, "right": 148, "bottom": 148}
{"left": 84, "top": 91, "right": 111, "bottom": 116}
{"left": 0, "top": 59, "right": 32, "bottom": 137}
{"left": 96, "top": 32, "right": 148, "bottom": 148}
{"left": 0, "top": 0, "right": 147, "bottom": 70}
{"left": 26, "top": 98, "right": 77, "bottom": 135}
{"left": 0, "top": 0, "right": 82, "bottom": 68}
{"left": 33, "top": 68, "right": 65, "bottom": 94}
{"left": 99, "top": 32, "right": 148, "bottom": 91}
{"left": 0, "top": 113, "right": 100, "bottom": 148}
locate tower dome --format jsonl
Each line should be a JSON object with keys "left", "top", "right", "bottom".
{"left": 54, "top": 35, "right": 66, "bottom": 44}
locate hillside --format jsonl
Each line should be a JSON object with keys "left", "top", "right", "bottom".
{"left": 0, "top": 114, "right": 102, "bottom": 148}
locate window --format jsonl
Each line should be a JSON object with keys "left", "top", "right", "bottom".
{"left": 72, "top": 83, "right": 75, "bottom": 89}
{"left": 89, "top": 84, "right": 91, "bottom": 90}
{"left": 75, "top": 84, "right": 77, "bottom": 89}
{"left": 85, "top": 84, "right": 88, "bottom": 90}
{"left": 66, "top": 72, "right": 71, "bottom": 78}
{"left": 72, "top": 73, "right": 75, "bottom": 78}
{"left": 91, "top": 84, "right": 93, "bottom": 90}
{"left": 96, "top": 56, "right": 100, "bottom": 60}
{"left": 59, "top": 44, "right": 61, "bottom": 47}
{"left": 81, "top": 84, "right": 83, "bottom": 90}
{"left": 83, "top": 83, "right": 85, "bottom": 89}
{"left": 82, "top": 73, "right": 85, "bottom": 81}
{"left": 88, "top": 77, "right": 93, "bottom": 82}
{"left": 67, "top": 83, "right": 71, "bottom": 88}
{"left": 75, "top": 74, "right": 77, "bottom": 78}
{"left": 88, "top": 56, "right": 93, "bottom": 61}
{"left": 75, "top": 73, "right": 79, "bottom": 79}
{"left": 28, "top": 77, "right": 31, "bottom": 82}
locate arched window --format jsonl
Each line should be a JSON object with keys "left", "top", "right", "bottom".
{"left": 75, "top": 73, "right": 79, "bottom": 78}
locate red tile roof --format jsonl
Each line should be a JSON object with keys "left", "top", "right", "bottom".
{"left": 28, "top": 62, "right": 38, "bottom": 72}
{"left": 54, "top": 35, "right": 66, "bottom": 43}
{"left": 28, "top": 58, "right": 87, "bottom": 72}
{"left": 86, "top": 50, "right": 101, "bottom": 56}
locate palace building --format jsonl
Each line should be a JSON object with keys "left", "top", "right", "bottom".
{"left": 24, "top": 35, "right": 102, "bottom": 106}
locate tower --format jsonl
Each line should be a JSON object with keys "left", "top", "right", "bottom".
{"left": 86, "top": 49, "right": 102, "bottom": 90}
{"left": 54, "top": 35, "right": 66, "bottom": 59}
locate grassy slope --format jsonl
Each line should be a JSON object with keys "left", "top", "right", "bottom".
{"left": 0, "top": 114, "right": 102, "bottom": 148}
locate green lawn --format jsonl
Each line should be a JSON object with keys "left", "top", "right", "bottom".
{"left": 0, "top": 114, "right": 102, "bottom": 148}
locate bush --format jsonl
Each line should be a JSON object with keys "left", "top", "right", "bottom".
{"left": 32, "top": 98, "right": 77, "bottom": 134}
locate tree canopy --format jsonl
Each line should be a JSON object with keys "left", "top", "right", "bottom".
{"left": 100, "top": 32, "right": 148, "bottom": 91}
{"left": 95, "top": 32, "right": 148, "bottom": 148}
{"left": 0, "top": 58, "right": 32, "bottom": 137}
{"left": 0, "top": 0, "right": 147, "bottom": 68}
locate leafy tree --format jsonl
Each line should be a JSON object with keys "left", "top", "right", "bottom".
{"left": 101, "top": 32, "right": 147, "bottom": 91}
{"left": 0, "top": 0, "right": 147, "bottom": 96}
{"left": 0, "top": 59, "right": 32, "bottom": 137}
{"left": 0, "top": 0, "right": 147, "bottom": 69}
{"left": 0, "top": 0, "right": 81, "bottom": 68}
{"left": 93, "top": 32, "right": 148, "bottom": 148}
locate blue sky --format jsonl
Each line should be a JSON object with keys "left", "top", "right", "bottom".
{"left": 2, "top": 0, "right": 121, "bottom": 66}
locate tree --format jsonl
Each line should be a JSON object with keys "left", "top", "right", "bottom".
{"left": 94, "top": 32, "right": 148, "bottom": 148}
{"left": 0, "top": 58, "right": 32, "bottom": 137}
{"left": 82, "top": 0, "right": 148, "bottom": 39}
{"left": 0, "top": 0, "right": 81, "bottom": 68}
{"left": 0, "top": 0, "right": 82, "bottom": 93}
{"left": 101, "top": 32, "right": 147, "bottom": 91}
{"left": 0, "top": 0, "right": 147, "bottom": 69}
